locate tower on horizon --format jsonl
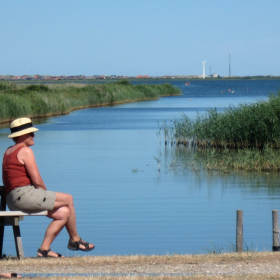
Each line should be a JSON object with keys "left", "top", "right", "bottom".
{"left": 202, "top": 61, "right": 206, "bottom": 79}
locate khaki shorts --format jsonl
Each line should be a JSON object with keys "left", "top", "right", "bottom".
{"left": 6, "top": 185, "right": 56, "bottom": 213}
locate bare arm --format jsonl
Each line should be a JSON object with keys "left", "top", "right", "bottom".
{"left": 17, "top": 147, "right": 47, "bottom": 190}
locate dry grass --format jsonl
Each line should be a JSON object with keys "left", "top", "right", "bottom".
{"left": 1, "top": 252, "right": 280, "bottom": 279}
{"left": 23, "top": 275, "right": 280, "bottom": 280}
{"left": 1, "top": 251, "right": 278, "bottom": 266}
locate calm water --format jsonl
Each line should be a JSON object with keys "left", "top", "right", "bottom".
{"left": 1, "top": 79, "right": 280, "bottom": 257}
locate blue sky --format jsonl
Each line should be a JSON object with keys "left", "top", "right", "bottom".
{"left": 1, "top": 0, "right": 279, "bottom": 77}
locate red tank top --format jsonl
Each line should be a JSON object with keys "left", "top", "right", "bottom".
{"left": 2, "top": 146, "right": 32, "bottom": 195}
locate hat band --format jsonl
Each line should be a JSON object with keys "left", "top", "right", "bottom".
{"left": 10, "top": 122, "right": 33, "bottom": 134}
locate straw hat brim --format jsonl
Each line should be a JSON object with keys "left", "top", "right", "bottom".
{"left": 8, "top": 127, "right": 38, "bottom": 138}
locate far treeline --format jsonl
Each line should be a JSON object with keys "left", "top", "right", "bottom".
{"left": 169, "top": 90, "right": 280, "bottom": 172}
{"left": 0, "top": 80, "right": 180, "bottom": 124}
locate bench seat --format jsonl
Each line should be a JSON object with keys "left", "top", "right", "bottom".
{"left": 0, "top": 185, "right": 48, "bottom": 259}
{"left": 0, "top": 211, "right": 47, "bottom": 217}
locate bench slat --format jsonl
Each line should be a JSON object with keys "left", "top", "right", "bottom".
{"left": 0, "top": 211, "right": 47, "bottom": 216}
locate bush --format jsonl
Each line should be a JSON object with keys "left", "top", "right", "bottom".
{"left": 25, "top": 84, "right": 49, "bottom": 91}
{"left": 0, "top": 82, "right": 18, "bottom": 92}
{"left": 114, "top": 80, "right": 131, "bottom": 86}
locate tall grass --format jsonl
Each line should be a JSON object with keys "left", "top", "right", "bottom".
{"left": 173, "top": 92, "right": 280, "bottom": 150}
{"left": 162, "top": 91, "right": 280, "bottom": 172}
{"left": 0, "top": 81, "right": 180, "bottom": 123}
{"left": 196, "top": 147, "right": 280, "bottom": 172}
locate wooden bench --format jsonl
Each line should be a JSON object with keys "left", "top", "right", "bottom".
{"left": 0, "top": 185, "right": 47, "bottom": 259}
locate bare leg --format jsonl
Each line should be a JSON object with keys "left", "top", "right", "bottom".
{"left": 38, "top": 206, "right": 70, "bottom": 257}
{"left": 38, "top": 192, "right": 94, "bottom": 256}
{"left": 53, "top": 193, "right": 94, "bottom": 250}
{"left": 52, "top": 193, "right": 79, "bottom": 240}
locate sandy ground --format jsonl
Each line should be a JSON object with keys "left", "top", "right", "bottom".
{"left": 1, "top": 252, "right": 280, "bottom": 279}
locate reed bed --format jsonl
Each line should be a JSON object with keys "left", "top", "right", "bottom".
{"left": 202, "top": 147, "right": 280, "bottom": 172}
{"left": 0, "top": 81, "right": 180, "bottom": 123}
{"left": 173, "top": 92, "right": 280, "bottom": 150}
{"left": 162, "top": 91, "right": 280, "bottom": 172}
{"left": 179, "top": 147, "right": 280, "bottom": 172}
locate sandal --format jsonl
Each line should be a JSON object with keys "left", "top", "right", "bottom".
{"left": 37, "top": 248, "right": 62, "bottom": 258}
{"left": 67, "top": 238, "right": 94, "bottom": 252}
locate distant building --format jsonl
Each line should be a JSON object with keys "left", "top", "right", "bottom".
{"left": 212, "top": 73, "right": 219, "bottom": 78}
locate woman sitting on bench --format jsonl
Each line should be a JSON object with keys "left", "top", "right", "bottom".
{"left": 2, "top": 117, "right": 94, "bottom": 257}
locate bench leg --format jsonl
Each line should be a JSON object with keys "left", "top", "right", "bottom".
{"left": 13, "top": 225, "right": 24, "bottom": 259}
{"left": 0, "top": 225, "right": 4, "bottom": 258}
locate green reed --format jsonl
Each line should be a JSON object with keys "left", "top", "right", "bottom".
{"left": 159, "top": 90, "right": 280, "bottom": 172}
{"left": 159, "top": 144, "right": 280, "bottom": 172}
{"left": 0, "top": 81, "right": 180, "bottom": 123}
{"left": 173, "top": 91, "right": 280, "bottom": 150}
{"left": 197, "top": 147, "right": 280, "bottom": 172}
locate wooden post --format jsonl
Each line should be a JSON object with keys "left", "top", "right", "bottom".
{"left": 272, "top": 210, "right": 280, "bottom": 251}
{"left": 236, "top": 210, "right": 243, "bottom": 252}
{"left": 13, "top": 225, "right": 24, "bottom": 259}
{"left": 0, "top": 224, "right": 4, "bottom": 258}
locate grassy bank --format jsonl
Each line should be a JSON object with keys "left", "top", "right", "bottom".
{"left": 0, "top": 81, "right": 180, "bottom": 124}
{"left": 164, "top": 91, "right": 280, "bottom": 172}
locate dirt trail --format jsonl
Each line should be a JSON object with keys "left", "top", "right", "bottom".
{"left": 1, "top": 252, "right": 280, "bottom": 279}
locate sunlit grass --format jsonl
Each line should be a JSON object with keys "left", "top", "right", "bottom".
{"left": 0, "top": 81, "right": 180, "bottom": 123}
{"left": 161, "top": 91, "right": 280, "bottom": 172}
{"left": 173, "top": 91, "right": 280, "bottom": 150}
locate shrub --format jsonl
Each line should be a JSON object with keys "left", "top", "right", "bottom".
{"left": 115, "top": 80, "right": 131, "bottom": 86}
{"left": 25, "top": 84, "right": 49, "bottom": 91}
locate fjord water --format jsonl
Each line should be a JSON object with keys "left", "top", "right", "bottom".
{"left": 1, "top": 79, "right": 280, "bottom": 257}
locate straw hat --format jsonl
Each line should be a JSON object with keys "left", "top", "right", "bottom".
{"left": 8, "top": 117, "right": 39, "bottom": 138}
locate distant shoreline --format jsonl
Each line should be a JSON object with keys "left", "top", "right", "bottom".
{"left": 1, "top": 76, "right": 280, "bottom": 84}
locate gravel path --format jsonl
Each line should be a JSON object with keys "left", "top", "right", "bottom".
{"left": 1, "top": 253, "right": 280, "bottom": 278}
{"left": 5, "top": 262, "right": 280, "bottom": 275}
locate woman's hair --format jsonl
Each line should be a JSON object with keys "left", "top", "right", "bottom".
{"left": 12, "top": 136, "right": 19, "bottom": 143}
